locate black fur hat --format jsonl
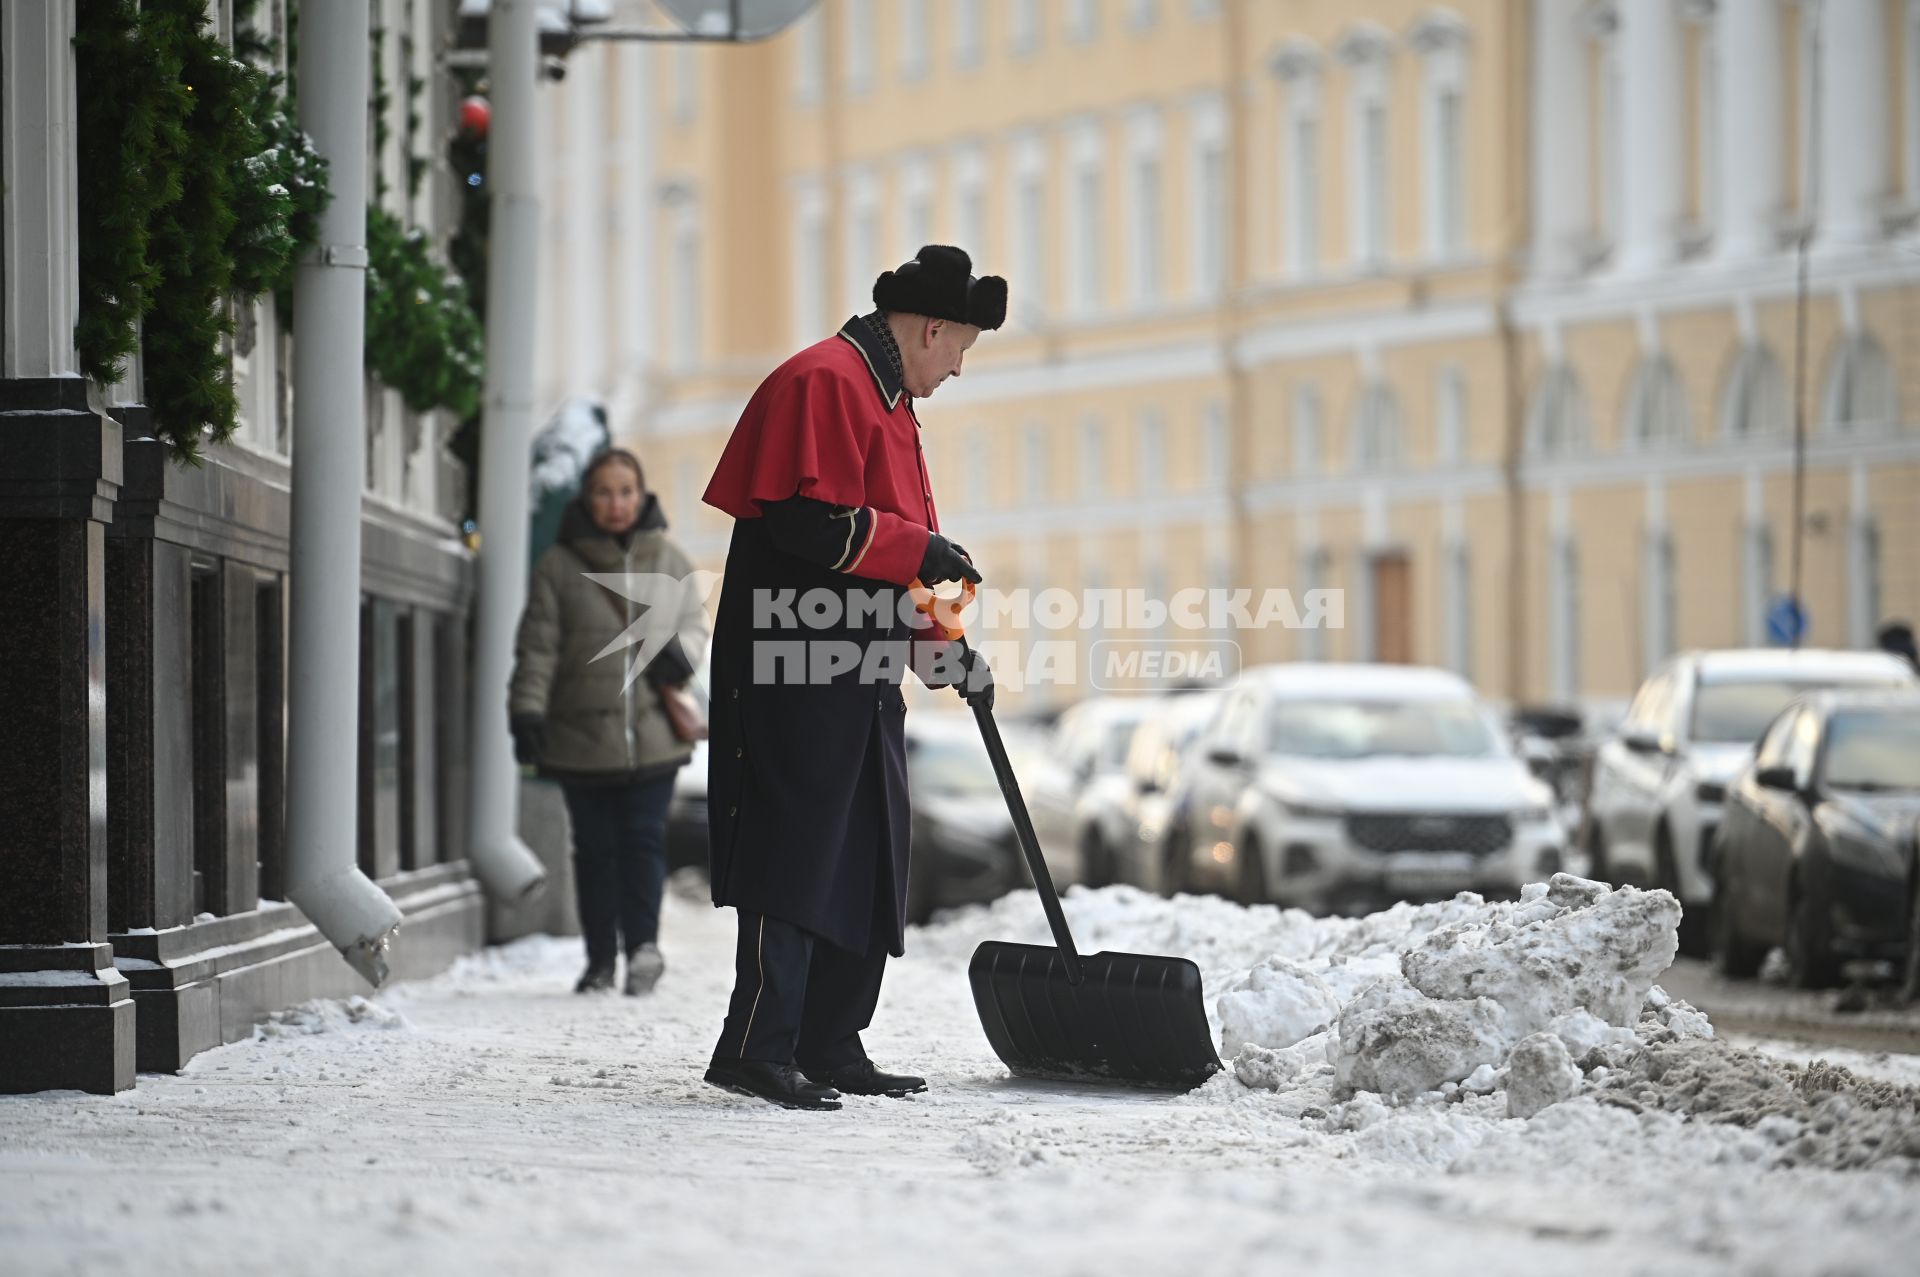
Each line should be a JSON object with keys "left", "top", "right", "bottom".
{"left": 873, "top": 245, "right": 1008, "bottom": 331}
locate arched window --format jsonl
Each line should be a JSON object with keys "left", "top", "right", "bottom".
{"left": 1718, "top": 344, "right": 1788, "bottom": 440}
{"left": 1526, "top": 365, "right": 1589, "bottom": 456}
{"left": 1821, "top": 332, "right": 1898, "bottom": 430}
{"left": 1350, "top": 380, "right": 1405, "bottom": 470}
{"left": 1623, "top": 355, "right": 1689, "bottom": 449}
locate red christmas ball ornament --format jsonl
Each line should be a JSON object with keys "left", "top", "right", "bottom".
{"left": 459, "top": 95, "right": 491, "bottom": 139}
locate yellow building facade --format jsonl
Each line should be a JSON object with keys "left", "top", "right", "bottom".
{"left": 616, "top": 0, "right": 1920, "bottom": 712}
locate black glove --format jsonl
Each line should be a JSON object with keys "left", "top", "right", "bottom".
{"left": 956, "top": 645, "right": 994, "bottom": 713}
{"left": 919, "top": 533, "right": 983, "bottom": 587}
{"left": 510, "top": 714, "right": 546, "bottom": 766}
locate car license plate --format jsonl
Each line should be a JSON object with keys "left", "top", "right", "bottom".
{"left": 1384, "top": 852, "right": 1477, "bottom": 890}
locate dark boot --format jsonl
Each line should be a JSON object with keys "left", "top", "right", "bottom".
{"left": 704, "top": 1059, "right": 842, "bottom": 1111}
{"left": 574, "top": 960, "right": 617, "bottom": 994}
{"left": 801, "top": 1058, "right": 926, "bottom": 1097}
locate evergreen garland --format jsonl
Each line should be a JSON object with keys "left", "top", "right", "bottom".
{"left": 73, "top": 0, "right": 192, "bottom": 385}
{"left": 365, "top": 206, "right": 485, "bottom": 421}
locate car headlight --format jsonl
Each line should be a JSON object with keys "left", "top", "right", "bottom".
{"left": 1278, "top": 799, "right": 1343, "bottom": 821}
{"left": 1694, "top": 781, "right": 1727, "bottom": 804}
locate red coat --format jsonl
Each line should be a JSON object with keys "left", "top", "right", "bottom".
{"left": 700, "top": 318, "right": 944, "bottom": 957}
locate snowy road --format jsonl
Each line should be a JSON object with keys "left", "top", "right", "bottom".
{"left": 3, "top": 878, "right": 1918, "bottom": 1277}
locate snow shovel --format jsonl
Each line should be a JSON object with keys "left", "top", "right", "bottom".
{"left": 910, "top": 581, "right": 1222, "bottom": 1092}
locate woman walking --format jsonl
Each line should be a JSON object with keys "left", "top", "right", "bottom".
{"left": 509, "top": 448, "right": 711, "bottom": 995}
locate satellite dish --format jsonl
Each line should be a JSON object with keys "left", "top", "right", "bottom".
{"left": 654, "top": 0, "right": 817, "bottom": 40}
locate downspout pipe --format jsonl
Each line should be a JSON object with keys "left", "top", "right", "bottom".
{"left": 286, "top": 0, "right": 402, "bottom": 985}
{"left": 465, "top": 0, "right": 551, "bottom": 906}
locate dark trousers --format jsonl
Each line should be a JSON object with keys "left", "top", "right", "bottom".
{"left": 560, "top": 775, "right": 675, "bottom": 967}
{"left": 713, "top": 877, "right": 892, "bottom": 1068}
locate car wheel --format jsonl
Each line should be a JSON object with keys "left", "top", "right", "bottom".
{"left": 1708, "top": 890, "right": 1766, "bottom": 978}
{"left": 1655, "top": 824, "right": 1709, "bottom": 958}
{"left": 1784, "top": 885, "right": 1841, "bottom": 990}
{"left": 1235, "top": 834, "right": 1269, "bottom": 906}
{"left": 1080, "top": 829, "right": 1110, "bottom": 889}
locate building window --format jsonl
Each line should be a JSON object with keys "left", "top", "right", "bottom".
{"left": 1203, "top": 400, "right": 1229, "bottom": 486}
{"left": 1128, "top": 114, "right": 1165, "bottom": 306}
{"left": 1434, "top": 364, "right": 1466, "bottom": 463}
{"left": 1138, "top": 407, "right": 1166, "bottom": 492}
{"left": 1024, "top": 424, "right": 1049, "bottom": 500}
{"left": 1291, "top": 384, "right": 1323, "bottom": 475}
{"left": 1274, "top": 44, "right": 1324, "bottom": 278}
{"left": 1742, "top": 518, "right": 1775, "bottom": 646}
{"left": 952, "top": 144, "right": 989, "bottom": 261}
{"left": 1013, "top": 138, "right": 1049, "bottom": 321}
{"left": 901, "top": 0, "right": 929, "bottom": 81}
{"left": 1624, "top": 355, "right": 1689, "bottom": 449}
{"left": 1794, "top": 0, "right": 1816, "bottom": 218}
{"left": 1011, "top": 0, "right": 1040, "bottom": 57}
{"left": 1129, "top": 0, "right": 1159, "bottom": 31}
{"left": 1413, "top": 15, "right": 1469, "bottom": 260}
{"left": 1596, "top": 22, "right": 1624, "bottom": 249}
{"left": 1069, "top": 127, "right": 1105, "bottom": 316}
{"left": 1189, "top": 97, "right": 1228, "bottom": 297}
{"left": 1849, "top": 514, "right": 1882, "bottom": 647}
{"left": 1079, "top": 416, "right": 1106, "bottom": 497}
{"left": 1642, "top": 528, "right": 1676, "bottom": 672}
{"left": 790, "top": 181, "right": 829, "bottom": 343}
{"left": 1190, "top": 0, "right": 1222, "bottom": 17}
{"left": 792, "top": 9, "right": 825, "bottom": 106}
{"left": 1527, "top": 364, "right": 1590, "bottom": 456}
{"left": 955, "top": 0, "right": 985, "bottom": 69}
{"left": 666, "top": 192, "right": 701, "bottom": 370}
{"left": 1696, "top": 17, "right": 1719, "bottom": 235}
{"left": 900, "top": 160, "right": 935, "bottom": 260}
{"left": 1444, "top": 538, "right": 1471, "bottom": 677}
{"left": 1067, "top": 0, "right": 1099, "bottom": 45}
{"left": 845, "top": 0, "right": 874, "bottom": 95}
{"left": 843, "top": 171, "right": 880, "bottom": 316}
{"left": 1719, "top": 344, "right": 1788, "bottom": 439}
{"left": 967, "top": 436, "right": 992, "bottom": 509}
{"left": 1298, "top": 545, "right": 1330, "bottom": 660}
{"left": 1350, "top": 380, "right": 1404, "bottom": 470}
{"left": 671, "top": 44, "right": 697, "bottom": 124}
{"left": 1821, "top": 333, "right": 1898, "bottom": 429}
{"left": 1549, "top": 535, "right": 1581, "bottom": 701}
{"left": 1907, "top": 1, "right": 1920, "bottom": 205}
{"left": 1340, "top": 29, "right": 1392, "bottom": 268}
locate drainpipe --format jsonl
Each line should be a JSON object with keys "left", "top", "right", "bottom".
{"left": 464, "top": 0, "right": 550, "bottom": 906}
{"left": 285, "top": 0, "right": 402, "bottom": 985}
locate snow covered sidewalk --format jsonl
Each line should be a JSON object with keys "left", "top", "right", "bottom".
{"left": 3, "top": 875, "right": 1918, "bottom": 1277}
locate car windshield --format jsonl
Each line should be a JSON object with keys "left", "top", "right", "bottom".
{"left": 1823, "top": 712, "right": 1920, "bottom": 792}
{"left": 1266, "top": 699, "right": 1500, "bottom": 760}
{"left": 910, "top": 739, "right": 1000, "bottom": 797}
{"left": 1692, "top": 678, "right": 1895, "bottom": 744}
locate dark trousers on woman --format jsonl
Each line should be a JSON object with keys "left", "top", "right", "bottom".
{"left": 712, "top": 872, "right": 893, "bottom": 1070}
{"left": 559, "top": 774, "right": 675, "bottom": 967}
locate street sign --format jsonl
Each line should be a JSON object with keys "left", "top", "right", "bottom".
{"left": 1766, "top": 595, "right": 1807, "bottom": 646}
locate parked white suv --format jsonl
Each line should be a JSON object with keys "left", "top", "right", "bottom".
{"left": 1183, "top": 664, "right": 1565, "bottom": 913}
{"left": 1583, "top": 648, "right": 1917, "bottom": 949}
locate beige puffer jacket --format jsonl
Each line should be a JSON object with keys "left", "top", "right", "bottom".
{"left": 508, "top": 495, "right": 711, "bottom": 780}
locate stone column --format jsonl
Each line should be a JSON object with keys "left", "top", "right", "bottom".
{"left": 0, "top": 1, "right": 135, "bottom": 1096}
{"left": 1713, "top": 0, "right": 1784, "bottom": 262}
{"left": 1614, "top": 0, "right": 1684, "bottom": 274}
{"left": 1530, "top": 0, "right": 1590, "bottom": 279}
{"left": 1816, "top": 0, "right": 1890, "bottom": 253}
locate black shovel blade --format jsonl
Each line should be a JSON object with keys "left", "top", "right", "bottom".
{"left": 968, "top": 941, "right": 1222, "bottom": 1092}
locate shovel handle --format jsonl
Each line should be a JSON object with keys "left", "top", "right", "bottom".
{"left": 966, "top": 683, "right": 1085, "bottom": 985}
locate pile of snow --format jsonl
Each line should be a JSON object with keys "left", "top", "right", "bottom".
{"left": 255, "top": 995, "right": 410, "bottom": 1039}
{"left": 917, "top": 873, "right": 1920, "bottom": 1172}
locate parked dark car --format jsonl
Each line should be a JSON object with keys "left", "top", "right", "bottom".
{"left": 1710, "top": 690, "right": 1920, "bottom": 989}
{"left": 904, "top": 714, "right": 1028, "bottom": 924}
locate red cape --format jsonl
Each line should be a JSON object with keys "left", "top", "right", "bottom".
{"left": 703, "top": 331, "right": 938, "bottom": 587}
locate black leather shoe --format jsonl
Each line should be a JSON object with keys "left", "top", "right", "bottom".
{"left": 800, "top": 1059, "right": 927, "bottom": 1097}
{"left": 574, "top": 961, "right": 616, "bottom": 994}
{"left": 704, "top": 1059, "right": 843, "bottom": 1111}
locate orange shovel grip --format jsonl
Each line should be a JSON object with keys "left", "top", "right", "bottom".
{"left": 908, "top": 576, "right": 976, "bottom": 640}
